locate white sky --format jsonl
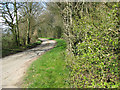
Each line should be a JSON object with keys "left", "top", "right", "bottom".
{"left": 0, "top": 16, "right": 5, "bottom": 29}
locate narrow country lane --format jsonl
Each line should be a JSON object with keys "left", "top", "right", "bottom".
{"left": 1, "top": 38, "right": 56, "bottom": 88}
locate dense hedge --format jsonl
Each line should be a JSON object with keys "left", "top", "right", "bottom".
{"left": 58, "top": 2, "right": 119, "bottom": 88}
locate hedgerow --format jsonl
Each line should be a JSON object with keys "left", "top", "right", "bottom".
{"left": 58, "top": 2, "right": 119, "bottom": 88}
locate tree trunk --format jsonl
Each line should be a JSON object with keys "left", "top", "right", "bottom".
{"left": 26, "top": 17, "right": 30, "bottom": 44}
{"left": 26, "top": 3, "right": 32, "bottom": 45}
{"left": 14, "top": 0, "right": 20, "bottom": 46}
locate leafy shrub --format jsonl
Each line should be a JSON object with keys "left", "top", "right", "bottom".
{"left": 61, "top": 2, "right": 119, "bottom": 88}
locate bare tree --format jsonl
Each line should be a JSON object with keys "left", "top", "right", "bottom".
{"left": 1, "top": 1, "right": 21, "bottom": 46}
{"left": 19, "top": 2, "right": 43, "bottom": 45}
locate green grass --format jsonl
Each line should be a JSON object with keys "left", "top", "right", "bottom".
{"left": 2, "top": 40, "right": 41, "bottom": 57}
{"left": 39, "top": 37, "right": 55, "bottom": 40}
{"left": 23, "top": 39, "right": 70, "bottom": 88}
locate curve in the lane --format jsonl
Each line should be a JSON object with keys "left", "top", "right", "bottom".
{"left": 1, "top": 38, "right": 56, "bottom": 88}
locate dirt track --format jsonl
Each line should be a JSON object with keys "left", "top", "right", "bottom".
{"left": 1, "top": 38, "right": 56, "bottom": 88}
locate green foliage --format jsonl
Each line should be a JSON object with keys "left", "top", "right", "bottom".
{"left": 23, "top": 39, "right": 70, "bottom": 88}
{"left": 60, "top": 2, "right": 119, "bottom": 88}
{"left": 2, "top": 33, "right": 16, "bottom": 49}
{"left": 2, "top": 35, "right": 41, "bottom": 57}
{"left": 37, "top": 3, "right": 63, "bottom": 39}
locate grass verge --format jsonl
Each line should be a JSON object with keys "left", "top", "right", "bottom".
{"left": 39, "top": 37, "right": 55, "bottom": 40}
{"left": 2, "top": 40, "right": 41, "bottom": 57}
{"left": 23, "top": 39, "right": 70, "bottom": 88}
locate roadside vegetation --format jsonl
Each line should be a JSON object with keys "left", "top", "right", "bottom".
{"left": 23, "top": 39, "right": 70, "bottom": 88}
{"left": 57, "top": 2, "right": 119, "bottom": 88}
{"left": 2, "top": 37, "right": 41, "bottom": 57}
